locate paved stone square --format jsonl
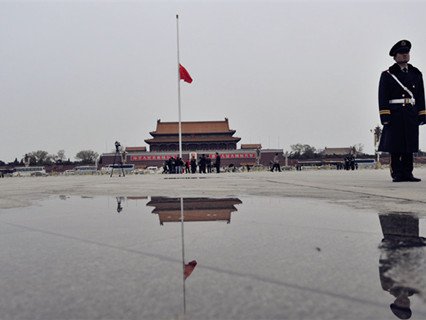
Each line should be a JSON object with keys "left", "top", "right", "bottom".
{"left": 0, "top": 168, "right": 425, "bottom": 319}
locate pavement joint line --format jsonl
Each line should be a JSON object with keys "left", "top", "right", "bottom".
{"left": 264, "top": 179, "right": 426, "bottom": 204}
{"left": 0, "top": 220, "right": 406, "bottom": 313}
{"left": 163, "top": 177, "right": 208, "bottom": 180}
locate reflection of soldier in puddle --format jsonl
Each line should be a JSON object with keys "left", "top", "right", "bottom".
{"left": 378, "top": 213, "right": 426, "bottom": 319}
{"left": 116, "top": 197, "right": 124, "bottom": 213}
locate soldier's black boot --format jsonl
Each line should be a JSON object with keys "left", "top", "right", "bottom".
{"left": 406, "top": 175, "right": 421, "bottom": 182}
{"left": 392, "top": 176, "right": 406, "bottom": 182}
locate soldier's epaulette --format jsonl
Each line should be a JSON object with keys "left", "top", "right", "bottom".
{"left": 409, "top": 64, "right": 422, "bottom": 75}
{"left": 389, "top": 64, "right": 400, "bottom": 73}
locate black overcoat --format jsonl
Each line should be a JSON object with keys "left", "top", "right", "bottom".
{"left": 378, "top": 63, "right": 426, "bottom": 153}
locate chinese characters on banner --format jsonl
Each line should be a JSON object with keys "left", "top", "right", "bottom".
{"left": 130, "top": 153, "right": 256, "bottom": 161}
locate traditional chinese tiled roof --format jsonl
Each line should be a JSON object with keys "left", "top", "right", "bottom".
{"left": 322, "top": 147, "right": 355, "bottom": 155}
{"left": 151, "top": 118, "right": 235, "bottom": 135}
{"left": 241, "top": 144, "right": 262, "bottom": 149}
{"left": 147, "top": 197, "right": 242, "bottom": 209}
{"left": 146, "top": 197, "right": 242, "bottom": 224}
{"left": 125, "top": 146, "right": 146, "bottom": 152}
{"left": 145, "top": 136, "right": 241, "bottom": 144}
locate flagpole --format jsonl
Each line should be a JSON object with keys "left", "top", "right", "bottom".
{"left": 176, "top": 14, "right": 183, "bottom": 159}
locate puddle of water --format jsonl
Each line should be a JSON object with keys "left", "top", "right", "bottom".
{"left": 0, "top": 196, "right": 425, "bottom": 320}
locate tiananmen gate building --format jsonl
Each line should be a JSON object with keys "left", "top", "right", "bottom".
{"left": 99, "top": 118, "right": 284, "bottom": 168}
{"left": 145, "top": 118, "right": 241, "bottom": 152}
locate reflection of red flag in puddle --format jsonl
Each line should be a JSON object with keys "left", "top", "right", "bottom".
{"left": 184, "top": 260, "right": 197, "bottom": 280}
{"left": 179, "top": 64, "right": 193, "bottom": 83}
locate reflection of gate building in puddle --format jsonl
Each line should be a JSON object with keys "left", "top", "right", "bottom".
{"left": 146, "top": 196, "right": 242, "bottom": 315}
{"left": 146, "top": 197, "right": 242, "bottom": 225}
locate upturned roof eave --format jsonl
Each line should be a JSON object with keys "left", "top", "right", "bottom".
{"left": 150, "top": 130, "right": 236, "bottom": 136}
{"left": 144, "top": 137, "right": 241, "bottom": 144}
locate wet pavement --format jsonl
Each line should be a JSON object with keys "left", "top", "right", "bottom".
{"left": 1, "top": 195, "right": 426, "bottom": 319}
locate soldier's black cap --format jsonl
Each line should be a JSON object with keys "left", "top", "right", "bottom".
{"left": 389, "top": 40, "right": 411, "bottom": 56}
{"left": 390, "top": 303, "right": 412, "bottom": 319}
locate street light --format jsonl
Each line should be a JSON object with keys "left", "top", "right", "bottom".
{"left": 370, "top": 125, "right": 382, "bottom": 168}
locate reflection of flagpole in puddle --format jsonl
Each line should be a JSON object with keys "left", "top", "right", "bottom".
{"left": 178, "top": 197, "right": 197, "bottom": 315}
{"left": 180, "top": 197, "right": 186, "bottom": 314}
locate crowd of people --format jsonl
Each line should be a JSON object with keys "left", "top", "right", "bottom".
{"left": 343, "top": 155, "right": 358, "bottom": 170}
{"left": 335, "top": 155, "right": 359, "bottom": 170}
{"left": 162, "top": 152, "right": 221, "bottom": 174}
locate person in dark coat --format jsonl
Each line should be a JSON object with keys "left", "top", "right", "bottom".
{"left": 270, "top": 153, "right": 281, "bottom": 172}
{"left": 175, "top": 157, "right": 184, "bottom": 174}
{"left": 206, "top": 155, "right": 212, "bottom": 173}
{"left": 378, "top": 40, "right": 426, "bottom": 182}
{"left": 214, "top": 152, "right": 221, "bottom": 173}
{"left": 199, "top": 155, "right": 206, "bottom": 174}
{"left": 190, "top": 156, "right": 197, "bottom": 174}
{"left": 162, "top": 160, "right": 168, "bottom": 174}
{"left": 185, "top": 160, "right": 190, "bottom": 174}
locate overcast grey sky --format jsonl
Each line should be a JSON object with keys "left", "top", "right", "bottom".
{"left": 1, "top": 0, "right": 426, "bottom": 162}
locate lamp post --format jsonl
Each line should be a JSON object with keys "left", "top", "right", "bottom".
{"left": 284, "top": 151, "right": 289, "bottom": 167}
{"left": 371, "top": 126, "right": 382, "bottom": 168}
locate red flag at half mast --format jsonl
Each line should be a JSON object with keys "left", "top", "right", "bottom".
{"left": 179, "top": 64, "right": 193, "bottom": 83}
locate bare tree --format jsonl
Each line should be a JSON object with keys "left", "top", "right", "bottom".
{"left": 27, "top": 150, "right": 50, "bottom": 165}
{"left": 290, "top": 143, "right": 317, "bottom": 159}
{"left": 353, "top": 143, "right": 364, "bottom": 154}
{"left": 374, "top": 126, "right": 382, "bottom": 146}
{"left": 75, "top": 150, "right": 99, "bottom": 164}
{"left": 57, "top": 150, "right": 66, "bottom": 162}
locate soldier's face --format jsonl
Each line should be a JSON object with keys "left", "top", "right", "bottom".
{"left": 394, "top": 52, "right": 410, "bottom": 64}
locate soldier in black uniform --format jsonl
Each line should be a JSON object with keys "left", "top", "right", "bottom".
{"left": 378, "top": 40, "right": 426, "bottom": 182}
